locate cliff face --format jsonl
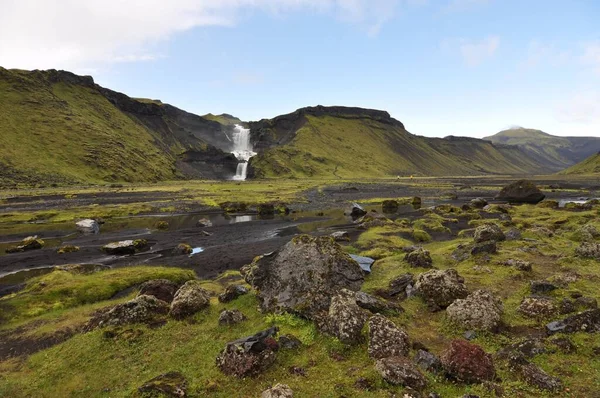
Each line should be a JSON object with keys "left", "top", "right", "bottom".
{"left": 0, "top": 68, "right": 238, "bottom": 187}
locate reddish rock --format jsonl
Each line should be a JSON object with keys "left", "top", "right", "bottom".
{"left": 440, "top": 340, "right": 495, "bottom": 383}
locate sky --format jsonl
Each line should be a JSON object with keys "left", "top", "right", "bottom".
{"left": 1, "top": 0, "right": 599, "bottom": 138}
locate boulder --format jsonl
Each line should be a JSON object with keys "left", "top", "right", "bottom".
{"left": 474, "top": 224, "right": 505, "bottom": 243}
{"left": 508, "top": 354, "right": 562, "bottom": 392}
{"left": 327, "top": 290, "right": 369, "bottom": 344}
{"left": 546, "top": 309, "right": 600, "bottom": 334}
{"left": 356, "top": 213, "right": 391, "bottom": 229}
{"left": 412, "top": 197, "right": 422, "bottom": 206}
{"left": 518, "top": 296, "right": 558, "bottom": 318}
{"left": 470, "top": 241, "right": 497, "bottom": 255}
{"left": 56, "top": 245, "right": 80, "bottom": 254}
{"left": 196, "top": 218, "right": 212, "bottom": 227}
{"left": 414, "top": 350, "right": 443, "bottom": 374}
{"left": 261, "top": 384, "right": 293, "bottom": 398}
{"left": 218, "top": 285, "right": 249, "bottom": 303}
{"left": 496, "top": 339, "right": 546, "bottom": 360}
{"left": 574, "top": 224, "right": 600, "bottom": 242}
{"left": 257, "top": 203, "right": 276, "bottom": 215}
{"left": 505, "top": 229, "right": 522, "bottom": 241}
{"left": 446, "top": 290, "right": 503, "bottom": 331}
{"left": 330, "top": 231, "right": 350, "bottom": 242}
{"left": 76, "top": 219, "right": 100, "bottom": 234}
{"left": 138, "top": 371, "right": 187, "bottom": 397}
{"left": 368, "top": 314, "right": 410, "bottom": 359}
{"left": 345, "top": 203, "right": 367, "bottom": 218}
{"left": 382, "top": 200, "right": 399, "bottom": 213}
{"left": 241, "top": 235, "right": 364, "bottom": 323}
{"left": 138, "top": 279, "right": 180, "bottom": 303}
{"left": 495, "top": 180, "right": 545, "bottom": 204}
{"left": 404, "top": 248, "right": 433, "bottom": 268}
{"left": 156, "top": 221, "right": 169, "bottom": 230}
{"left": 87, "top": 295, "right": 169, "bottom": 328}
{"left": 388, "top": 274, "right": 414, "bottom": 298}
{"left": 349, "top": 254, "right": 375, "bottom": 273}
{"left": 355, "top": 291, "right": 402, "bottom": 314}
{"left": 5, "top": 236, "right": 45, "bottom": 254}
{"left": 278, "top": 334, "right": 302, "bottom": 350}
{"left": 575, "top": 242, "right": 600, "bottom": 260}
{"left": 218, "top": 309, "right": 247, "bottom": 326}
{"left": 216, "top": 327, "right": 279, "bottom": 377}
{"left": 440, "top": 340, "right": 495, "bottom": 383}
{"left": 102, "top": 239, "right": 148, "bottom": 255}
{"left": 470, "top": 198, "right": 488, "bottom": 209}
{"left": 503, "top": 259, "right": 532, "bottom": 272}
{"left": 375, "top": 356, "right": 427, "bottom": 390}
{"left": 414, "top": 269, "right": 469, "bottom": 309}
{"left": 530, "top": 280, "right": 557, "bottom": 295}
{"left": 169, "top": 281, "right": 211, "bottom": 319}
{"left": 173, "top": 243, "right": 193, "bottom": 255}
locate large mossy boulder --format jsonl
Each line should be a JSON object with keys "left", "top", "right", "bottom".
{"left": 374, "top": 356, "right": 427, "bottom": 390}
{"left": 446, "top": 290, "right": 503, "bottom": 331}
{"left": 169, "top": 281, "right": 211, "bottom": 319}
{"left": 473, "top": 224, "right": 505, "bottom": 243}
{"left": 327, "top": 289, "right": 369, "bottom": 344}
{"left": 495, "top": 180, "right": 545, "bottom": 204}
{"left": 5, "top": 236, "right": 45, "bottom": 254}
{"left": 241, "top": 235, "right": 364, "bottom": 323}
{"left": 368, "top": 314, "right": 410, "bottom": 359}
{"left": 414, "top": 269, "right": 468, "bottom": 310}
{"left": 87, "top": 295, "right": 169, "bottom": 329}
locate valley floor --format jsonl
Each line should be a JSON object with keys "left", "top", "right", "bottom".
{"left": 0, "top": 176, "right": 599, "bottom": 397}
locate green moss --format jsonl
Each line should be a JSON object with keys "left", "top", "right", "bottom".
{"left": 412, "top": 229, "right": 432, "bottom": 242}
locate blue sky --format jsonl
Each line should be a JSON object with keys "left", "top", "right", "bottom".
{"left": 1, "top": 0, "right": 599, "bottom": 137}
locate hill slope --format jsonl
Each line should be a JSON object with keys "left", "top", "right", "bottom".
{"left": 0, "top": 68, "right": 239, "bottom": 187}
{"left": 559, "top": 152, "right": 600, "bottom": 175}
{"left": 248, "top": 106, "right": 550, "bottom": 178}
{"left": 484, "top": 128, "right": 600, "bottom": 170}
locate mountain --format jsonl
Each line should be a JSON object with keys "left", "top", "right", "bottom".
{"left": 484, "top": 128, "right": 600, "bottom": 171}
{"left": 559, "top": 152, "right": 600, "bottom": 175}
{"left": 0, "top": 68, "right": 240, "bottom": 187}
{"left": 247, "top": 106, "right": 550, "bottom": 178}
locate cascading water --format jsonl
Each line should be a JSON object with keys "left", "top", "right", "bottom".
{"left": 231, "top": 124, "right": 256, "bottom": 181}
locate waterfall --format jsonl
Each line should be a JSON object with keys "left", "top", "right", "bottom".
{"left": 231, "top": 124, "right": 256, "bottom": 181}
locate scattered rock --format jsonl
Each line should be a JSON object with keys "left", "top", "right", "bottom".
{"left": 330, "top": 231, "right": 350, "bottom": 242}
{"left": 241, "top": 235, "right": 364, "bottom": 323}
{"left": 218, "top": 309, "right": 247, "bottom": 326}
{"left": 261, "top": 383, "right": 293, "bottom": 398}
{"left": 470, "top": 198, "right": 488, "bottom": 209}
{"left": 446, "top": 290, "right": 503, "bottom": 331}
{"left": 496, "top": 180, "right": 545, "bottom": 204}
{"left": 575, "top": 242, "right": 600, "bottom": 260}
{"left": 356, "top": 213, "right": 391, "bottom": 228}
{"left": 508, "top": 354, "right": 562, "bottom": 392}
{"left": 5, "top": 236, "right": 45, "bottom": 253}
{"left": 368, "top": 314, "right": 410, "bottom": 359}
{"left": 102, "top": 239, "right": 148, "bottom": 255}
{"left": 138, "top": 279, "right": 180, "bottom": 303}
{"left": 474, "top": 224, "right": 505, "bottom": 243}
{"left": 327, "top": 290, "right": 369, "bottom": 344}
{"left": 575, "top": 296, "right": 598, "bottom": 310}
{"left": 464, "top": 330, "right": 477, "bottom": 340}
{"left": 382, "top": 200, "right": 400, "bottom": 213}
{"left": 503, "top": 259, "right": 532, "bottom": 271}
{"left": 138, "top": 371, "right": 187, "bottom": 397}
{"left": 76, "top": 219, "right": 100, "bottom": 234}
{"left": 278, "top": 334, "right": 302, "bottom": 350}
{"left": 156, "top": 220, "right": 169, "bottom": 230}
{"left": 56, "top": 245, "right": 80, "bottom": 254}
{"left": 414, "top": 349, "right": 443, "bottom": 374}
{"left": 548, "top": 336, "right": 576, "bottom": 353}
{"left": 388, "top": 274, "right": 414, "bottom": 299}
{"left": 440, "top": 340, "right": 495, "bottom": 383}
{"left": 414, "top": 269, "right": 469, "bottom": 310}
{"left": 496, "top": 339, "right": 546, "bottom": 360}
{"left": 218, "top": 285, "right": 249, "bottom": 303}
{"left": 216, "top": 327, "right": 279, "bottom": 377}
{"left": 546, "top": 309, "right": 600, "bottom": 334}
{"left": 345, "top": 203, "right": 367, "bottom": 218}
{"left": 355, "top": 291, "right": 401, "bottom": 314}
{"left": 519, "top": 296, "right": 558, "bottom": 318}
{"left": 573, "top": 224, "right": 600, "bottom": 242}
{"left": 257, "top": 203, "right": 276, "bottom": 215}
{"left": 87, "top": 295, "right": 169, "bottom": 329}
{"left": 530, "top": 280, "right": 557, "bottom": 295}
{"left": 412, "top": 197, "right": 422, "bottom": 206}
{"left": 505, "top": 229, "right": 522, "bottom": 241}
{"left": 404, "top": 248, "right": 433, "bottom": 268}
{"left": 173, "top": 243, "right": 193, "bottom": 255}
{"left": 196, "top": 218, "right": 212, "bottom": 227}
{"left": 375, "top": 356, "right": 428, "bottom": 390}
{"left": 470, "top": 241, "right": 497, "bottom": 255}
{"left": 529, "top": 227, "right": 554, "bottom": 238}
{"left": 349, "top": 254, "right": 375, "bottom": 273}
{"left": 451, "top": 245, "right": 471, "bottom": 262}
{"left": 169, "top": 281, "right": 211, "bottom": 319}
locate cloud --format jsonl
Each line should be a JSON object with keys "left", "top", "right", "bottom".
{"left": 0, "top": 0, "right": 412, "bottom": 72}
{"left": 521, "top": 40, "right": 571, "bottom": 70}
{"left": 442, "top": 36, "right": 500, "bottom": 67}
{"left": 556, "top": 91, "right": 600, "bottom": 125}
{"left": 581, "top": 41, "right": 600, "bottom": 75}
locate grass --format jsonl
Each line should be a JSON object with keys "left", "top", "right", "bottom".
{"left": 560, "top": 153, "right": 600, "bottom": 175}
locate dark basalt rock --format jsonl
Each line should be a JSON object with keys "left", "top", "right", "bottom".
{"left": 218, "top": 309, "right": 247, "bottom": 326}
{"left": 216, "top": 327, "right": 279, "bottom": 377}
{"left": 414, "top": 269, "right": 469, "bottom": 310}
{"left": 345, "top": 203, "right": 367, "bottom": 219}
{"left": 278, "top": 334, "right": 302, "bottom": 350}
{"left": 470, "top": 241, "right": 497, "bottom": 255}
{"left": 138, "top": 279, "right": 180, "bottom": 303}
{"left": 546, "top": 309, "right": 600, "bottom": 334}
{"left": 218, "top": 285, "right": 249, "bottom": 303}
{"left": 382, "top": 200, "right": 400, "bottom": 213}
{"left": 530, "top": 280, "right": 558, "bottom": 295}
{"left": 508, "top": 353, "right": 562, "bottom": 392}
{"left": 355, "top": 291, "right": 403, "bottom": 314}
{"left": 138, "top": 371, "right": 187, "bottom": 397}
{"left": 388, "top": 273, "right": 414, "bottom": 298}
{"left": 405, "top": 248, "right": 433, "bottom": 268}
{"left": 414, "top": 350, "right": 443, "bottom": 374}
{"left": 375, "top": 356, "right": 428, "bottom": 390}
{"left": 496, "top": 180, "right": 545, "bottom": 204}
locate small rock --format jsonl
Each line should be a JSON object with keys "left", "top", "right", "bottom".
{"left": 355, "top": 291, "right": 402, "bottom": 314}
{"left": 76, "top": 219, "right": 100, "bottom": 234}
{"left": 169, "top": 281, "right": 211, "bottom": 319}
{"left": 139, "top": 279, "right": 180, "bottom": 303}
{"left": 345, "top": 203, "right": 367, "bottom": 219}
{"left": 505, "top": 229, "right": 522, "bottom": 241}
{"left": 474, "top": 224, "right": 506, "bottom": 243}
{"left": 86, "top": 295, "right": 169, "bottom": 329}
{"left": 196, "top": 218, "right": 213, "bottom": 227}
{"left": 388, "top": 274, "right": 414, "bottom": 298}
{"left": 138, "top": 371, "right": 187, "bottom": 397}
{"left": 470, "top": 241, "right": 497, "bottom": 255}
{"left": 530, "top": 280, "right": 557, "bottom": 295}
{"left": 216, "top": 327, "right": 279, "bottom": 377}
{"left": 218, "top": 309, "right": 247, "bottom": 326}
{"left": 546, "top": 309, "right": 600, "bottom": 334}
{"left": 330, "top": 231, "right": 350, "bottom": 242}
{"left": 261, "top": 383, "right": 293, "bottom": 398}
{"left": 5, "top": 236, "right": 45, "bottom": 253}
{"left": 156, "top": 220, "right": 169, "bottom": 230}
{"left": 414, "top": 350, "right": 442, "bottom": 373}
{"left": 218, "top": 285, "right": 249, "bottom": 303}
{"left": 368, "top": 314, "right": 410, "bottom": 359}
{"left": 382, "top": 200, "right": 400, "bottom": 213}
{"left": 464, "top": 330, "right": 477, "bottom": 340}
{"left": 575, "top": 242, "right": 600, "bottom": 260}
{"left": 575, "top": 296, "right": 598, "bottom": 310}
{"left": 503, "top": 259, "right": 532, "bottom": 271}
{"left": 327, "top": 290, "right": 368, "bottom": 345}
{"left": 278, "top": 334, "right": 302, "bottom": 350}
{"left": 375, "top": 356, "right": 428, "bottom": 390}
{"left": 548, "top": 336, "right": 576, "bottom": 353}
{"left": 496, "top": 339, "right": 546, "bottom": 360}
{"left": 404, "top": 248, "right": 433, "bottom": 268}
{"left": 414, "top": 269, "right": 469, "bottom": 309}
{"left": 440, "top": 340, "right": 495, "bottom": 383}
{"left": 446, "top": 290, "right": 503, "bottom": 331}
{"left": 56, "top": 245, "right": 80, "bottom": 254}
{"left": 470, "top": 198, "right": 488, "bottom": 209}
{"left": 102, "top": 239, "right": 148, "bottom": 255}
{"left": 518, "top": 296, "right": 558, "bottom": 318}
{"left": 412, "top": 197, "right": 422, "bottom": 206}
{"left": 173, "top": 243, "right": 193, "bottom": 255}
{"left": 508, "top": 354, "right": 562, "bottom": 392}
{"left": 349, "top": 254, "right": 375, "bottom": 273}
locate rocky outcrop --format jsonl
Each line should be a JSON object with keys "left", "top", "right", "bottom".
{"left": 446, "top": 290, "right": 503, "bottom": 331}
{"left": 375, "top": 356, "right": 427, "bottom": 390}
{"left": 496, "top": 180, "right": 545, "bottom": 204}
{"left": 138, "top": 371, "right": 187, "bottom": 397}
{"left": 404, "top": 248, "right": 433, "bottom": 268}
{"left": 138, "top": 279, "right": 180, "bottom": 303}
{"left": 414, "top": 269, "right": 469, "bottom": 310}
{"left": 241, "top": 235, "right": 364, "bottom": 322}
{"left": 216, "top": 327, "right": 279, "bottom": 377}
{"left": 169, "top": 281, "right": 211, "bottom": 319}
{"left": 367, "top": 314, "right": 410, "bottom": 359}
{"left": 440, "top": 340, "right": 495, "bottom": 383}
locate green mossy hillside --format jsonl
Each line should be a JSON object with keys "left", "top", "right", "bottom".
{"left": 559, "top": 152, "right": 600, "bottom": 175}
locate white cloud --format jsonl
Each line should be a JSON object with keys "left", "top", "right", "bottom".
{"left": 0, "top": 0, "right": 413, "bottom": 72}
{"left": 521, "top": 40, "right": 571, "bottom": 70}
{"left": 442, "top": 36, "right": 500, "bottom": 67}
{"left": 556, "top": 91, "right": 600, "bottom": 125}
